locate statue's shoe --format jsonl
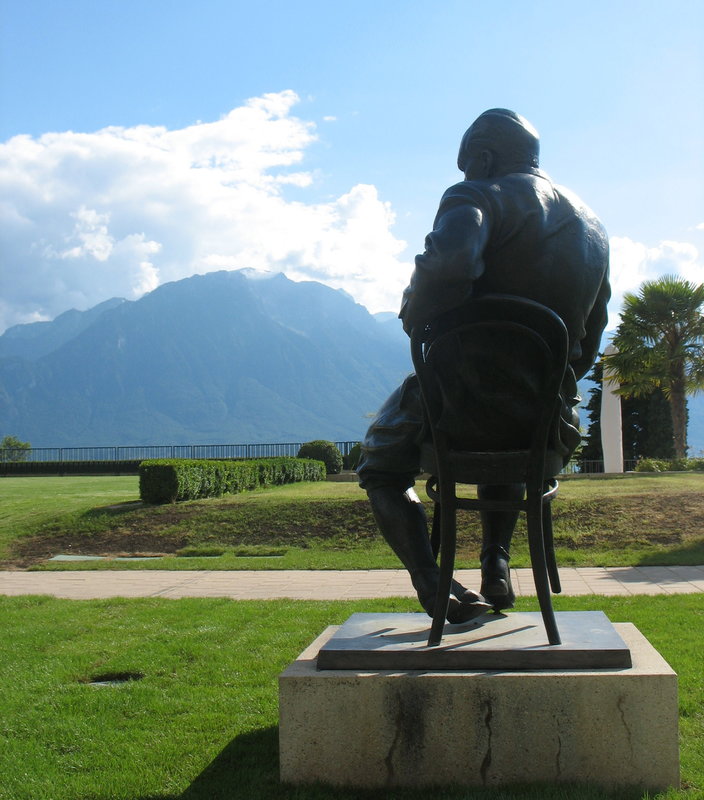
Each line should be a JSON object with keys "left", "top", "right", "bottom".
{"left": 446, "top": 595, "right": 492, "bottom": 624}
{"left": 414, "top": 570, "right": 490, "bottom": 623}
{"left": 480, "top": 545, "right": 516, "bottom": 611}
{"left": 419, "top": 587, "right": 491, "bottom": 624}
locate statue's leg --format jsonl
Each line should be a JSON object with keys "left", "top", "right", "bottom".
{"left": 478, "top": 483, "right": 524, "bottom": 610}
{"left": 367, "top": 486, "right": 488, "bottom": 622}
{"left": 358, "top": 376, "right": 489, "bottom": 622}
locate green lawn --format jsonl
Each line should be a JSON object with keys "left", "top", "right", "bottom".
{"left": 0, "top": 593, "right": 701, "bottom": 800}
{"left": 1, "top": 473, "right": 703, "bottom": 570}
{"left": 0, "top": 474, "right": 137, "bottom": 560}
{"left": 1, "top": 475, "right": 702, "bottom": 798}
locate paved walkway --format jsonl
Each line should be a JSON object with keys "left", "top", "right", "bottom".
{"left": 1, "top": 566, "right": 703, "bottom": 600}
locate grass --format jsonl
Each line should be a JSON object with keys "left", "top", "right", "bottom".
{"left": 1, "top": 476, "right": 702, "bottom": 798}
{"left": 1, "top": 473, "right": 703, "bottom": 570}
{"left": 0, "top": 475, "right": 137, "bottom": 561}
{"left": 0, "top": 593, "right": 701, "bottom": 800}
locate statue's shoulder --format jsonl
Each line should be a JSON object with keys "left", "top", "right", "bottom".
{"left": 438, "top": 180, "right": 493, "bottom": 208}
{"left": 553, "top": 182, "right": 608, "bottom": 239}
{"left": 499, "top": 171, "right": 551, "bottom": 193}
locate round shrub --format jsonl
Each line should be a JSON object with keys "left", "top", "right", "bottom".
{"left": 297, "top": 440, "right": 343, "bottom": 475}
{"left": 634, "top": 458, "right": 669, "bottom": 472}
{"left": 343, "top": 442, "right": 362, "bottom": 470}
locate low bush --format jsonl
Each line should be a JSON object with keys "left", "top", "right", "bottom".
{"left": 139, "top": 457, "right": 325, "bottom": 504}
{"left": 296, "top": 440, "right": 343, "bottom": 474}
{"left": 634, "top": 458, "right": 671, "bottom": 472}
{"left": 0, "top": 459, "right": 142, "bottom": 476}
{"left": 635, "top": 456, "right": 704, "bottom": 472}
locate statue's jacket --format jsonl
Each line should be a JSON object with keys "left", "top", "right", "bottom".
{"left": 387, "top": 170, "right": 611, "bottom": 464}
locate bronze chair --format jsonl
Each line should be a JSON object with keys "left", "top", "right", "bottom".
{"left": 410, "top": 294, "right": 569, "bottom": 647}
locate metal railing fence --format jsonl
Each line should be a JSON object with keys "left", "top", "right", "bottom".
{"left": 1, "top": 443, "right": 637, "bottom": 476}
{"left": 0, "top": 441, "right": 360, "bottom": 464}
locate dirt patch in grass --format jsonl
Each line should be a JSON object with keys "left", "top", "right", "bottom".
{"left": 5, "top": 490, "right": 703, "bottom": 569}
{"left": 9, "top": 531, "right": 190, "bottom": 568}
{"left": 6, "top": 499, "right": 382, "bottom": 568}
{"left": 552, "top": 492, "right": 704, "bottom": 547}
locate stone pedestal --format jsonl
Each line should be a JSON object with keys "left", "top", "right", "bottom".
{"left": 279, "top": 619, "right": 679, "bottom": 791}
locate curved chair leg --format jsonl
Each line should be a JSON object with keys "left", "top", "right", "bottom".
{"left": 428, "top": 479, "right": 457, "bottom": 647}
{"left": 430, "top": 501, "right": 441, "bottom": 561}
{"left": 526, "top": 490, "right": 561, "bottom": 646}
{"left": 542, "top": 500, "right": 561, "bottom": 594}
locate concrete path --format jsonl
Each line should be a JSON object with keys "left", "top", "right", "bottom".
{"left": 1, "top": 566, "right": 703, "bottom": 601}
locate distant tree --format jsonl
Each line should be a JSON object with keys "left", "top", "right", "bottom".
{"left": 624, "top": 389, "right": 677, "bottom": 460}
{"left": 581, "top": 360, "right": 676, "bottom": 463}
{"left": 602, "top": 275, "right": 704, "bottom": 459}
{"left": 580, "top": 362, "right": 605, "bottom": 463}
{"left": 0, "top": 435, "right": 31, "bottom": 462}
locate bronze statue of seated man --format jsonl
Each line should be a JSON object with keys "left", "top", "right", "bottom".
{"left": 357, "top": 109, "right": 610, "bottom": 621}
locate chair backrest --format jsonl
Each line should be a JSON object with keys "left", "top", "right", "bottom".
{"left": 411, "top": 294, "right": 569, "bottom": 458}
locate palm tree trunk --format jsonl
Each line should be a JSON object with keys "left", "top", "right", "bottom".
{"left": 668, "top": 365, "right": 688, "bottom": 459}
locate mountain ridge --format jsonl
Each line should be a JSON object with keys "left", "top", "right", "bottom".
{"left": 0, "top": 298, "right": 127, "bottom": 361}
{"left": 2, "top": 270, "right": 701, "bottom": 454}
{"left": 0, "top": 270, "right": 412, "bottom": 446}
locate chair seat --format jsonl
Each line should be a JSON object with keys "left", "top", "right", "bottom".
{"left": 419, "top": 441, "right": 564, "bottom": 485}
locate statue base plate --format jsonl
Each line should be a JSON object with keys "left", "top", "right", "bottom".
{"left": 317, "top": 611, "right": 631, "bottom": 670}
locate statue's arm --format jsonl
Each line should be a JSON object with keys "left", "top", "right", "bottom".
{"left": 572, "top": 265, "right": 611, "bottom": 380}
{"left": 399, "top": 192, "right": 490, "bottom": 334}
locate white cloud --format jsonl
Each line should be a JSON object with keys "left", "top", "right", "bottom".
{"left": 6, "top": 92, "right": 699, "bottom": 340}
{"left": 0, "top": 91, "right": 410, "bottom": 332}
{"left": 607, "top": 235, "right": 704, "bottom": 330}
{"left": 55, "top": 207, "right": 114, "bottom": 261}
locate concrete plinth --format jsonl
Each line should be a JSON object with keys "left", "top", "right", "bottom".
{"left": 279, "top": 621, "right": 679, "bottom": 791}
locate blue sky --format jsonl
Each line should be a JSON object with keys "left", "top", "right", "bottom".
{"left": 1, "top": 0, "right": 702, "bottom": 334}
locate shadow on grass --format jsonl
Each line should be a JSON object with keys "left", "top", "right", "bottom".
{"left": 137, "top": 726, "right": 651, "bottom": 800}
{"left": 75, "top": 501, "right": 147, "bottom": 520}
{"left": 637, "top": 537, "right": 704, "bottom": 566}
{"left": 176, "top": 727, "right": 403, "bottom": 800}
{"left": 179, "top": 726, "right": 284, "bottom": 800}
{"left": 138, "top": 726, "right": 365, "bottom": 800}
{"left": 131, "top": 727, "right": 277, "bottom": 800}
{"left": 92, "top": 500, "right": 146, "bottom": 514}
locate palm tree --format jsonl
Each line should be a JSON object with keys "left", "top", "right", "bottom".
{"left": 602, "top": 275, "right": 704, "bottom": 459}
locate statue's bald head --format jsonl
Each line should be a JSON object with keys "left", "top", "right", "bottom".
{"left": 457, "top": 109, "right": 540, "bottom": 176}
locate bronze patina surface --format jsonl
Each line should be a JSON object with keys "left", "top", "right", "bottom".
{"left": 317, "top": 611, "right": 631, "bottom": 671}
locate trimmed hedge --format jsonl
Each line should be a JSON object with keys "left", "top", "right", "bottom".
{"left": 139, "top": 457, "right": 326, "bottom": 504}
{"left": 0, "top": 459, "right": 142, "bottom": 476}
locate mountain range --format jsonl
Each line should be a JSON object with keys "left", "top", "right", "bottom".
{"left": 0, "top": 270, "right": 412, "bottom": 447}
{"left": 1, "top": 268, "right": 701, "bottom": 454}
